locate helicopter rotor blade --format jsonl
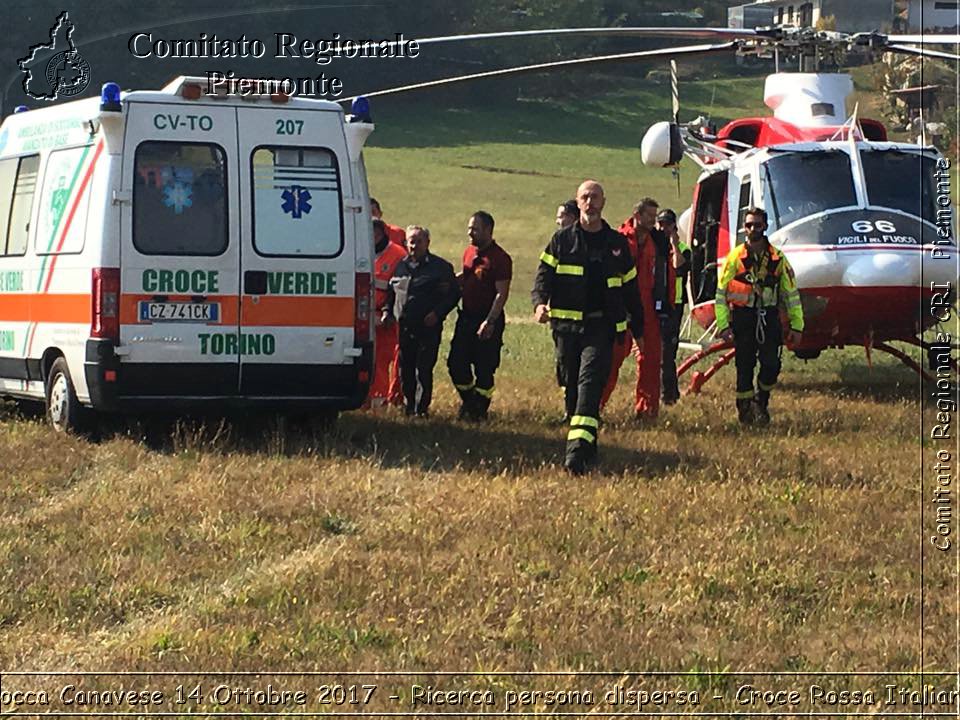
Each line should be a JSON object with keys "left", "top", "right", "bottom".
{"left": 415, "top": 27, "right": 761, "bottom": 46}
{"left": 887, "top": 43, "right": 960, "bottom": 61}
{"left": 887, "top": 34, "right": 960, "bottom": 45}
{"left": 671, "top": 59, "right": 680, "bottom": 123}
{"left": 341, "top": 41, "right": 738, "bottom": 102}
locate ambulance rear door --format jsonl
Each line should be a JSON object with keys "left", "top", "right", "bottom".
{"left": 119, "top": 103, "right": 241, "bottom": 397}
{"left": 236, "top": 106, "right": 357, "bottom": 397}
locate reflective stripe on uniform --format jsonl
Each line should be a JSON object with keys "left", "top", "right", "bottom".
{"left": 622, "top": 266, "right": 638, "bottom": 282}
{"left": 454, "top": 382, "right": 476, "bottom": 391}
{"left": 570, "top": 415, "right": 599, "bottom": 428}
{"left": 549, "top": 308, "right": 583, "bottom": 320}
{"left": 615, "top": 320, "right": 627, "bottom": 333}
{"left": 607, "top": 276, "right": 622, "bottom": 288}
{"left": 475, "top": 385, "right": 494, "bottom": 398}
{"left": 726, "top": 291, "right": 752, "bottom": 305}
{"left": 540, "top": 251, "right": 559, "bottom": 268}
{"left": 556, "top": 264, "right": 585, "bottom": 276}
{"left": 758, "top": 380, "right": 776, "bottom": 391}
{"left": 567, "top": 428, "right": 596, "bottom": 443}
{"left": 736, "top": 389, "right": 755, "bottom": 399}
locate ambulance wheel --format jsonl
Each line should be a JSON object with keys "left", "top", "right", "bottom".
{"left": 45, "top": 357, "right": 86, "bottom": 434}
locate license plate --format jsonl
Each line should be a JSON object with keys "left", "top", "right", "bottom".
{"left": 138, "top": 302, "right": 220, "bottom": 323}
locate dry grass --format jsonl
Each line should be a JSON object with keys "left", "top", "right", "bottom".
{"left": 0, "top": 336, "right": 948, "bottom": 713}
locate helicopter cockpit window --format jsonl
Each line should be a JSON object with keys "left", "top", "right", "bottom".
{"left": 861, "top": 150, "right": 938, "bottom": 225}
{"left": 761, "top": 151, "right": 857, "bottom": 231}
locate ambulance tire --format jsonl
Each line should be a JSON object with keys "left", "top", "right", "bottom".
{"left": 45, "top": 357, "right": 87, "bottom": 434}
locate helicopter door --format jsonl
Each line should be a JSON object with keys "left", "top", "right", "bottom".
{"left": 691, "top": 171, "right": 727, "bottom": 303}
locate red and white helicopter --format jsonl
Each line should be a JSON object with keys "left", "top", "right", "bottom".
{"left": 351, "top": 25, "right": 959, "bottom": 388}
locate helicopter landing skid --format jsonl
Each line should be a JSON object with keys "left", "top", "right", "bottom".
{"left": 676, "top": 340, "right": 736, "bottom": 394}
{"left": 898, "top": 337, "right": 959, "bottom": 376}
{"left": 871, "top": 342, "right": 935, "bottom": 383}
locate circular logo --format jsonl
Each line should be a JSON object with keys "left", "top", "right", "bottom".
{"left": 45, "top": 50, "right": 90, "bottom": 98}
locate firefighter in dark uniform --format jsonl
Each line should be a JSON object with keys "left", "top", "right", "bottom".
{"left": 448, "top": 211, "right": 513, "bottom": 421}
{"left": 385, "top": 225, "right": 460, "bottom": 417}
{"left": 533, "top": 180, "right": 645, "bottom": 474}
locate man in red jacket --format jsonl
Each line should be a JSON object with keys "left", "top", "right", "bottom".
{"left": 601, "top": 197, "right": 676, "bottom": 420}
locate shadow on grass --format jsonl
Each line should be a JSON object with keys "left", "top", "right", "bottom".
{"left": 93, "top": 407, "right": 703, "bottom": 480}
{"left": 782, "top": 361, "right": 923, "bottom": 404}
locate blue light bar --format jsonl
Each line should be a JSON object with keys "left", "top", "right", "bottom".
{"left": 350, "top": 96, "right": 372, "bottom": 123}
{"left": 100, "top": 82, "right": 121, "bottom": 112}
{"left": 13, "top": 105, "right": 29, "bottom": 113}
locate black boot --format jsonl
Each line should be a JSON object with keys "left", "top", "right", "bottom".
{"left": 754, "top": 391, "right": 771, "bottom": 425}
{"left": 736, "top": 398, "right": 755, "bottom": 425}
{"left": 472, "top": 388, "right": 492, "bottom": 421}
{"left": 457, "top": 388, "right": 479, "bottom": 420}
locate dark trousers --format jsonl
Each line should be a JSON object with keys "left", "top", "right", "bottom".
{"left": 660, "top": 306, "right": 684, "bottom": 403}
{"left": 447, "top": 311, "right": 504, "bottom": 415}
{"left": 554, "top": 321, "right": 614, "bottom": 468}
{"left": 731, "top": 307, "right": 782, "bottom": 401}
{"left": 398, "top": 322, "right": 443, "bottom": 415}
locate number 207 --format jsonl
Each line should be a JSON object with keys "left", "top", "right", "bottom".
{"left": 276, "top": 119, "right": 304, "bottom": 135}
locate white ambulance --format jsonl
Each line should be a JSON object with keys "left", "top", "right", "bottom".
{"left": 0, "top": 77, "right": 377, "bottom": 431}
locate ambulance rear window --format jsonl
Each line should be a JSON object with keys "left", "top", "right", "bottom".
{"left": 133, "top": 142, "right": 228, "bottom": 256}
{"left": 251, "top": 146, "right": 343, "bottom": 257}
{"left": 0, "top": 154, "right": 39, "bottom": 257}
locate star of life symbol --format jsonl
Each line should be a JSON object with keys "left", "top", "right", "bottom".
{"left": 161, "top": 166, "right": 194, "bottom": 214}
{"left": 17, "top": 11, "right": 91, "bottom": 101}
{"left": 163, "top": 182, "right": 193, "bottom": 214}
{"left": 281, "top": 185, "right": 312, "bottom": 219}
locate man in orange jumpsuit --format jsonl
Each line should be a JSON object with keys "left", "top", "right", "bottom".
{"left": 371, "top": 197, "right": 406, "bottom": 246}
{"left": 601, "top": 197, "right": 676, "bottom": 420}
{"left": 369, "top": 219, "right": 407, "bottom": 407}
{"left": 370, "top": 197, "right": 406, "bottom": 403}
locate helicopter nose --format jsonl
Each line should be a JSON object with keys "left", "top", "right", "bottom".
{"left": 840, "top": 251, "right": 921, "bottom": 287}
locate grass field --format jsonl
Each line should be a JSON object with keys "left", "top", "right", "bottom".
{"left": 1, "top": 69, "right": 955, "bottom": 714}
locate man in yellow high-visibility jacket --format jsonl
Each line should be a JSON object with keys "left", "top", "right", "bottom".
{"left": 716, "top": 207, "right": 804, "bottom": 425}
